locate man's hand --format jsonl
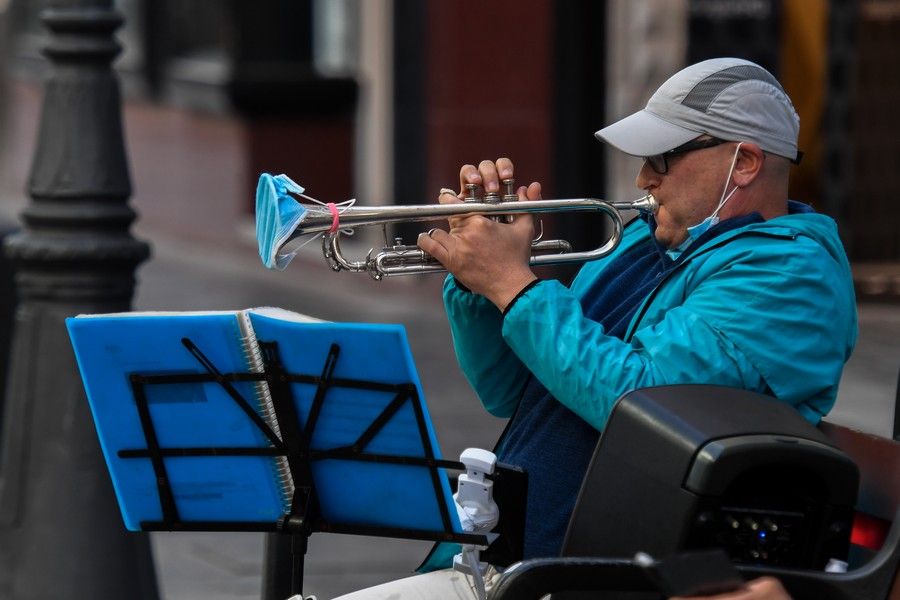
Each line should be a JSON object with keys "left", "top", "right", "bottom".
{"left": 417, "top": 158, "right": 542, "bottom": 311}
{"left": 671, "top": 577, "right": 791, "bottom": 600}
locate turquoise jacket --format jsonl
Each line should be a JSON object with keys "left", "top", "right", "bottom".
{"left": 444, "top": 208, "right": 858, "bottom": 429}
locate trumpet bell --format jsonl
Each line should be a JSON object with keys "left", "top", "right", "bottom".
{"left": 256, "top": 173, "right": 310, "bottom": 270}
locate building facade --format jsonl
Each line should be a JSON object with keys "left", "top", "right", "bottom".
{"left": 2, "top": 0, "right": 897, "bottom": 265}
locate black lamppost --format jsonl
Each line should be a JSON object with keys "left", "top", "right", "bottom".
{"left": 0, "top": 0, "right": 157, "bottom": 597}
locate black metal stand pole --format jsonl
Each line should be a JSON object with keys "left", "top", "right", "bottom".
{"left": 263, "top": 532, "right": 296, "bottom": 599}
{"left": 292, "top": 533, "right": 308, "bottom": 597}
{"left": 0, "top": 0, "right": 156, "bottom": 598}
{"left": 262, "top": 530, "right": 310, "bottom": 599}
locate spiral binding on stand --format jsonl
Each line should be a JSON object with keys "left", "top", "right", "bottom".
{"left": 239, "top": 312, "right": 296, "bottom": 511}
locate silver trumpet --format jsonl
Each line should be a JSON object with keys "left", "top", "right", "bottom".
{"left": 294, "top": 179, "right": 656, "bottom": 280}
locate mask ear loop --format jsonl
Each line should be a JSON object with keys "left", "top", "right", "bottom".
{"left": 275, "top": 191, "right": 358, "bottom": 257}
{"left": 710, "top": 142, "right": 743, "bottom": 221}
{"left": 273, "top": 174, "right": 357, "bottom": 230}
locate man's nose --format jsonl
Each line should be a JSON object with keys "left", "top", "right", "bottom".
{"left": 635, "top": 161, "right": 660, "bottom": 190}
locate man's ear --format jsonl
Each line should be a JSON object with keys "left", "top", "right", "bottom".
{"left": 732, "top": 143, "right": 765, "bottom": 187}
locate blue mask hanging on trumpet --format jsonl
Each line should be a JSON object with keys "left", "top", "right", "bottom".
{"left": 256, "top": 173, "right": 309, "bottom": 270}
{"left": 255, "top": 173, "right": 357, "bottom": 271}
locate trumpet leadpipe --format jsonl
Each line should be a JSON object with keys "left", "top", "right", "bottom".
{"left": 288, "top": 195, "right": 657, "bottom": 243}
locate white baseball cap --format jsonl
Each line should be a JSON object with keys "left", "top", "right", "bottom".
{"left": 596, "top": 58, "right": 800, "bottom": 162}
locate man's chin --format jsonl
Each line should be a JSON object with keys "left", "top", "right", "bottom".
{"left": 653, "top": 230, "right": 674, "bottom": 248}
{"left": 654, "top": 231, "right": 689, "bottom": 250}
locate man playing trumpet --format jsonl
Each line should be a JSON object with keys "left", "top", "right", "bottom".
{"left": 339, "top": 57, "right": 856, "bottom": 600}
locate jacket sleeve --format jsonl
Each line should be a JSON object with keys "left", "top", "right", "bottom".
{"left": 500, "top": 275, "right": 767, "bottom": 431}
{"left": 441, "top": 218, "right": 661, "bottom": 422}
{"left": 443, "top": 275, "right": 530, "bottom": 417}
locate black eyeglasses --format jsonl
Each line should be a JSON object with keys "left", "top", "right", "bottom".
{"left": 645, "top": 138, "right": 727, "bottom": 175}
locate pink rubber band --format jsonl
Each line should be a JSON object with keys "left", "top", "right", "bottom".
{"left": 327, "top": 203, "right": 340, "bottom": 233}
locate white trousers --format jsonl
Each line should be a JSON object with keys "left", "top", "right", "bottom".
{"left": 332, "top": 567, "right": 502, "bottom": 600}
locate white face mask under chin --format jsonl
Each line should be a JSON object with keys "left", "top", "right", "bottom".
{"left": 666, "top": 142, "right": 743, "bottom": 261}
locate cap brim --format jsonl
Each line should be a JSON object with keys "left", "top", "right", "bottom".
{"left": 595, "top": 109, "right": 701, "bottom": 157}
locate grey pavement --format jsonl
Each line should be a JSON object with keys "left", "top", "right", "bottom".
{"left": 133, "top": 225, "right": 899, "bottom": 600}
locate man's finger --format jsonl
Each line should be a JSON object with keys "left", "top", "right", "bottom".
{"left": 438, "top": 188, "right": 463, "bottom": 204}
{"left": 417, "top": 230, "right": 451, "bottom": 267}
{"left": 510, "top": 210, "right": 536, "bottom": 237}
{"left": 478, "top": 159, "right": 500, "bottom": 194}
{"left": 496, "top": 157, "right": 515, "bottom": 181}
{"left": 460, "top": 164, "right": 482, "bottom": 194}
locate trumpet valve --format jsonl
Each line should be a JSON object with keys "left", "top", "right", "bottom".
{"left": 502, "top": 178, "right": 517, "bottom": 202}
{"left": 464, "top": 183, "right": 482, "bottom": 202}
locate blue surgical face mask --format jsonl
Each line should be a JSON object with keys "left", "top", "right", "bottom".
{"left": 665, "top": 142, "right": 743, "bottom": 261}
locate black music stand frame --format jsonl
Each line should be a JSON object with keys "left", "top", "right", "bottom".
{"left": 120, "top": 337, "right": 501, "bottom": 598}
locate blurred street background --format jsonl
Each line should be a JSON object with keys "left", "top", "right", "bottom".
{"left": 0, "top": 0, "right": 897, "bottom": 598}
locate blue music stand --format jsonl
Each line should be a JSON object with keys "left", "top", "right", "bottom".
{"left": 67, "top": 313, "right": 497, "bottom": 597}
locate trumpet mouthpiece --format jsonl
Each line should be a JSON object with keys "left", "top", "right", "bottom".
{"left": 636, "top": 193, "right": 658, "bottom": 214}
